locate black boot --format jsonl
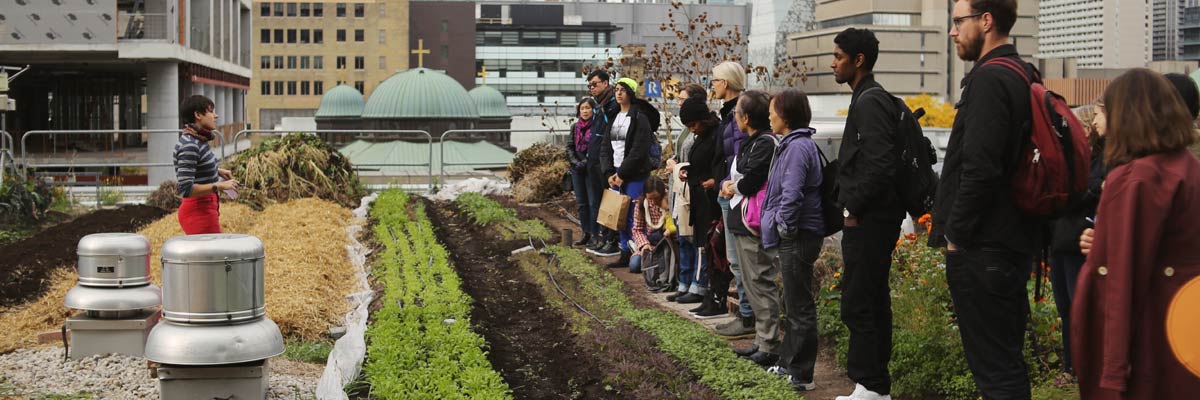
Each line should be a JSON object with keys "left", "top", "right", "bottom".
{"left": 572, "top": 233, "right": 591, "bottom": 247}
{"left": 606, "top": 250, "right": 631, "bottom": 269}
{"left": 695, "top": 293, "right": 728, "bottom": 319}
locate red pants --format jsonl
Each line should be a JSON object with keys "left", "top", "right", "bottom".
{"left": 178, "top": 193, "right": 222, "bottom": 234}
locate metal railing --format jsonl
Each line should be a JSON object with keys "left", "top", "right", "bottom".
{"left": 20, "top": 129, "right": 222, "bottom": 170}
{"left": 1, "top": 131, "right": 12, "bottom": 156}
{"left": 118, "top": 12, "right": 175, "bottom": 42}
{"left": 232, "top": 130, "right": 436, "bottom": 191}
{"left": 440, "top": 129, "right": 557, "bottom": 183}
{"left": 0, "top": 148, "right": 14, "bottom": 188}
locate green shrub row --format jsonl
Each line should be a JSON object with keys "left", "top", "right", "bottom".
{"left": 454, "top": 193, "right": 552, "bottom": 241}
{"left": 364, "top": 190, "right": 511, "bottom": 399}
{"left": 543, "top": 246, "right": 799, "bottom": 400}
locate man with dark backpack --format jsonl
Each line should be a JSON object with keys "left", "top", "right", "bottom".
{"left": 830, "top": 27, "right": 912, "bottom": 400}
{"left": 930, "top": 1, "right": 1043, "bottom": 398}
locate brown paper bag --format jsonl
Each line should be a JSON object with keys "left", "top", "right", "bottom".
{"left": 597, "top": 189, "right": 630, "bottom": 230}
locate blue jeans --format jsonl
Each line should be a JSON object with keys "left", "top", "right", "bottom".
{"left": 678, "top": 235, "right": 709, "bottom": 294}
{"left": 571, "top": 168, "right": 599, "bottom": 236}
{"left": 615, "top": 180, "right": 645, "bottom": 253}
{"left": 719, "top": 196, "right": 752, "bottom": 318}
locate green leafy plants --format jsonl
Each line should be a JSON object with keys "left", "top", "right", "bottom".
{"left": 283, "top": 339, "right": 334, "bottom": 364}
{"left": 364, "top": 190, "right": 511, "bottom": 399}
{"left": 455, "top": 193, "right": 552, "bottom": 241}
{"left": 818, "top": 221, "right": 1071, "bottom": 399}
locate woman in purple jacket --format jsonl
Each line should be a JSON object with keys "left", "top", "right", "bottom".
{"left": 760, "top": 89, "right": 824, "bottom": 391}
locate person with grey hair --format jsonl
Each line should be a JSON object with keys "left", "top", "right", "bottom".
{"left": 709, "top": 61, "right": 758, "bottom": 338}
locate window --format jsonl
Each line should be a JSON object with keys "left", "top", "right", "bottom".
{"left": 287, "top": 29, "right": 297, "bottom": 44}
{"left": 301, "top": 56, "right": 310, "bottom": 69}
{"left": 261, "top": 81, "right": 270, "bottom": 95}
{"left": 314, "top": 81, "right": 324, "bottom": 95}
{"left": 314, "top": 56, "right": 324, "bottom": 69}
{"left": 286, "top": 3, "right": 297, "bottom": 16}
{"left": 273, "top": 2, "right": 284, "bottom": 17}
{"left": 260, "top": 29, "right": 270, "bottom": 43}
{"left": 287, "top": 56, "right": 297, "bottom": 69}
{"left": 378, "top": 30, "right": 386, "bottom": 44}
{"left": 260, "top": 56, "right": 270, "bottom": 69}
{"left": 313, "top": 3, "right": 323, "bottom": 17}
{"left": 441, "top": 20, "right": 448, "bottom": 33}
{"left": 336, "top": 3, "right": 346, "bottom": 17}
{"left": 260, "top": 3, "right": 270, "bottom": 17}
{"left": 287, "top": 81, "right": 297, "bottom": 96}
{"left": 300, "top": 3, "right": 310, "bottom": 17}
{"left": 301, "top": 81, "right": 311, "bottom": 95}
{"left": 337, "top": 29, "right": 346, "bottom": 42}
{"left": 379, "top": 4, "right": 385, "bottom": 17}
{"left": 314, "top": 29, "right": 323, "bottom": 44}
{"left": 274, "top": 81, "right": 284, "bottom": 95}
{"left": 300, "top": 29, "right": 310, "bottom": 43}
{"left": 441, "top": 45, "right": 448, "bottom": 60}
{"left": 274, "top": 29, "right": 284, "bottom": 43}
{"left": 354, "top": 56, "right": 364, "bottom": 70}
{"left": 274, "top": 56, "right": 284, "bottom": 69}
{"left": 354, "top": 81, "right": 364, "bottom": 93}
{"left": 354, "top": 3, "right": 365, "bottom": 18}
{"left": 354, "top": 29, "right": 364, "bottom": 42}
{"left": 378, "top": 56, "right": 386, "bottom": 70}
{"left": 337, "top": 56, "right": 347, "bottom": 69}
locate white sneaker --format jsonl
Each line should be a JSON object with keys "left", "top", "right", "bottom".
{"left": 836, "top": 383, "right": 891, "bottom": 400}
{"left": 766, "top": 365, "right": 789, "bottom": 376}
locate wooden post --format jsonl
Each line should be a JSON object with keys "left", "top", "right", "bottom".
{"left": 561, "top": 229, "right": 573, "bottom": 246}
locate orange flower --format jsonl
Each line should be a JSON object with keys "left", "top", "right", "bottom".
{"left": 905, "top": 233, "right": 918, "bottom": 242}
{"left": 918, "top": 213, "right": 932, "bottom": 226}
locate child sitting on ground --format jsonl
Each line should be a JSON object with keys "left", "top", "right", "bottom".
{"left": 629, "top": 176, "right": 675, "bottom": 273}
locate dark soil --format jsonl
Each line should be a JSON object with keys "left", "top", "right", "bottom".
{"left": 506, "top": 196, "right": 860, "bottom": 399}
{"left": 424, "top": 198, "right": 618, "bottom": 400}
{"left": 0, "top": 205, "right": 169, "bottom": 307}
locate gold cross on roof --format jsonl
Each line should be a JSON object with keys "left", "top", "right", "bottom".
{"left": 411, "top": 38, "right": 431, "bottom": 68}
{"left": 477, "top": 66, "right": 488, "bottom": 85}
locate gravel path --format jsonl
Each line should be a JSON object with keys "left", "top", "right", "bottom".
{"left": 0, "top": 347, "right": 316, "bottom": 399}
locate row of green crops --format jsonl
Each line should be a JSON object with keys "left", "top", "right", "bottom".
{"left": 364, "top": 190, "right": 511, "bottom": 399}
{"left": 454, "top": 193, "right": 552, "bottom": 240}
{"left": 453, "top": 197, "right": 798, "bottom": 400}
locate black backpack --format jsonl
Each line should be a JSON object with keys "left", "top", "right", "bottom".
{"left": 815, "top": 145, "right": 844, "bottom": 237}
{"left": 642, "top": 236, "right": 678, "bottom": 292}
{"left": 861, "top": 87, "right": 939, "bottom": 219}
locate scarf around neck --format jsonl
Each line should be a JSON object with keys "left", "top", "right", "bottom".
{"left": 184, "top": 123, "right": 216, "bottom": 141}
{"left": 574, "top": 117, "right": 593, "bottom": 154}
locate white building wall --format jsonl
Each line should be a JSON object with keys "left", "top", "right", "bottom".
{"left": 1038, "top": 0, "right": 1150, "bottom": 69}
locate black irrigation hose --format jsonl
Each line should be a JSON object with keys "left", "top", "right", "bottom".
{"left": 529, "top": 237, "right": 609, "bottom": 327}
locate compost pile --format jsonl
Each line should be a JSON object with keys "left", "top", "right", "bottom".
{"left": 508, "top": 142, "right": 569, "bottom": 203}
{"left": 144, "top": 181, "right": 181, "bottom": 211}
{"left": 226, "top": 134, "right": 364, "bottom": 210}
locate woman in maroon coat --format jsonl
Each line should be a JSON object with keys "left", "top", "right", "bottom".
{"left": 1072, "top": 68, "right": 1200, "bottom": 399}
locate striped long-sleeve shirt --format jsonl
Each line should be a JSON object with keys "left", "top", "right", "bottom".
{"left": 174, "top": 134, "right": 219, "bottom": 197}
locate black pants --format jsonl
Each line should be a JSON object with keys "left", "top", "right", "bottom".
{"left": 1049, "top": 253, "right": 1083, "bottom": 373}
{"left": 839, "top": 219, "right": 901, "bottom": 394}
{"left": 947, "top": 248, "right": 1032, "bottom": 400}
{"left": 776, "top": 231, "right": 824, "bottom": 382}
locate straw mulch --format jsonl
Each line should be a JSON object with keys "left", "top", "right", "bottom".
{"left": 0, "top": 199, "right": 354, "bottom": 353}
{"left": 513, "top": 160, "right": 570, "bottom": 203}
{"left": 226, "top": 134, "right": 364, "bottom": 210}
{"left": 508, "top": 142, "right": 567, "bottom": 185}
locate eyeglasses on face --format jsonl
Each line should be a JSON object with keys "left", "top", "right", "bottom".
{"left": 952, "top": 12, "right": 985, "bottom": 29}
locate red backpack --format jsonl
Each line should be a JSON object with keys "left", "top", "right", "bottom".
{"left": 982, "top": 57, "right": 1091, "bottom": 217}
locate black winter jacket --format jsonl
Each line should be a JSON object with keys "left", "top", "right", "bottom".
{"left": 599, "top": 99, "right": 662, "bottom": 182}
{"left": 929, "top": 44, "right": 1039, "bottom": 253}
{"left": 684, "top": 122, "right": 723, "bottom": 231}
{"left": 728, "top": 130, "right": 779, "bottom": 236}
{"left": 587, "top": 89, "right": 621, "bottom": 181}
{"left": 1050, "top": 150, "right": 1106, "bottom": 254}
{"left": 836, "top": 75, "right": 906, "bottom": 222}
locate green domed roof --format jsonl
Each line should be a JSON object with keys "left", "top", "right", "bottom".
{"left": 468, "top": 85, "right": 511, "bottom": 119}
{"left": 362, "top": 68, "right": 479, "bottom": 119}
{"left": 314, "top": 85, "right": 365, "bottom": 118}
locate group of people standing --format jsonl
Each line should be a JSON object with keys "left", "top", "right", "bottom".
{"left": 565, "top": 0, "right": 1200, "bottom": 399}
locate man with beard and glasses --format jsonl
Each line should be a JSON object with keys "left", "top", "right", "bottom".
{"left": 929, "top": 1, "right": 1039, "bottom": 399}
{"left": 585, "top": 70, "right": 623, "bottom": 257}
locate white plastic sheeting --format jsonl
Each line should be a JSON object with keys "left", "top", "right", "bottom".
{"left": 428, "top": 177, "right": 511, "bottom": 202}
{"left": 316, "top": 193, "right": 378, "bottom": 400}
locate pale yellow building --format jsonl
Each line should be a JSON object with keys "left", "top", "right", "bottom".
{"left": 250, "top": 0, "right": 410, "bottom": 130}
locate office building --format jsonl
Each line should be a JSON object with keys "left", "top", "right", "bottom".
{"left": 0, "top": 0, "right": 253, "bottom": 185}
{"left": 1037, "top": 0, "right": 1150, "bottom": 69}
{"left": 249, "top": 0, "right": 410, "bottom": 130}
{"left": 1182, "top": 0, "right": 1200, "bottom": 60}
{"left": 1154, "top": 0, "right": 1186, "bottom": 61}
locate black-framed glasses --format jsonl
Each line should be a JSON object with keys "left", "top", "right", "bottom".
{"left": 952, "top": 12, "right": 985, "bottom": 29}
{"left": 587, "top": 80, "right": 604, "bottom": 89}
